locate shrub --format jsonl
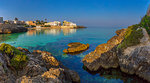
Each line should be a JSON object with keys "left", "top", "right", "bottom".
{"left": 42, "top": 25, "right": 51, "bottom": 27}
{"left": 117, "top": 25, "right": 143, "bottom": 49}
{"left": 140, "top": 15, "right": 150, "bottom": 35}
{"left": 31, "top": 25, "right": 36, "bottom": 27}
{"left": 24, "top": 25, "right": 30, "bottom": 27}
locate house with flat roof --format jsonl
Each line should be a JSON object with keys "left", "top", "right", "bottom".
{"left": 26, "top": 21, "right": 36, "bottom": 26}
{"left": 45, "top": 21, "right": 61, "bottom": 26}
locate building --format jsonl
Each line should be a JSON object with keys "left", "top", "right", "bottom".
{"left": 5, "top": 20, "right": 14, "bottom": 24}
{"left": 63, "top": 20, "right": 77, "bottom": 27}
{"left": 45, "top": 21, "right": 61, "bottom": 26}
{"left": 14, "top": 20, "right": 25, "bottom": 25}
{"left": 0, "top": 17, "right": 3, "bottom": 24}
{"left": 4, "top": 20, "right": 25, "bottom": 25}
{"left": 147, "top": 5, "right": 150, "bottom": 16}
{"left": 26, "top": 21, "right": 36, "bottom": 26}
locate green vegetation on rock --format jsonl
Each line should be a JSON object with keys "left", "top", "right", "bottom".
{"left": 0, "top": 43, "right": 28, "bottom": 69}
{"left": 117, "top": 24, "right": 143, "bottom": 49}
{"left": 11, "top": 54, "right": 28, "bottom": 69}
{"left": 140, "top": 15, "right": 150, "bottom": 35}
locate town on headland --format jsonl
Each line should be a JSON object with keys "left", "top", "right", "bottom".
{"left": 0, "top": 17, "right": 86, "bottom": 34}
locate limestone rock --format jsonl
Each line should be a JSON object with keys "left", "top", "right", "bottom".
{"left": 63, "top": 42, "right": 89, "bottom": 54}
{"left": 118, "top": 46, "right": 150, "bottom": 82}
{"left": 0, "top": 24, "right": 27, "bottom": 34}
{"left": 82, "top": 29, "right": 126, "bottom": 71}
{"left": 0, "top": 44, "right": 80, "bottom": 83}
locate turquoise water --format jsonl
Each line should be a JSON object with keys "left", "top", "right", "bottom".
{"left": 0, "top": 27, "right": 148, "bottom": 83}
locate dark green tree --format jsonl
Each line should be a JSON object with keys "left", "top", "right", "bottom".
{"left": 14, "top": 17, "right": 18, "bottom": 21}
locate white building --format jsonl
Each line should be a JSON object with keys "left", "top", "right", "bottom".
{"left": 69, "top": 22, "right": 77, "bottom": 26}
{"left": 63, "top": 21, "right": 77, "bottom": 27}
{"left": 14, "top": 20, "right": 25, "bottom": 25}
{"left": 45, "top": 21, "right": 61, "bottom": 26}
{"left": 0, "top": 17, "right": 3, "bottom": 24}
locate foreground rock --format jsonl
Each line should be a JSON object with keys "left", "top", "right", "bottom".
{"left": 0, "top": 24, "right": 27, "bottom": 34}
{"left": 0, "top": 43, "right": 80, "bottom": 83}
{"left": 82, "top": 29, "right": 126, "bottom": 71}
{"left": 63, "top": 42, "right": 89, "bottom": 54}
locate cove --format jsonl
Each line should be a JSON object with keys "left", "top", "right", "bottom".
{"left": 0, "top": 27, "right": 148, "bottom": 83}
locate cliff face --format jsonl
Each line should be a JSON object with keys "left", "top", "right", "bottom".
{"left": 0, "top": 44, "right": 80, "bottom": 83}
{"left": 0, "top": 24, "right": 27, "bottom": 34}
{"left": 82, "top": 26, "right": 150, "bottom": 82}
{"left": 118, "top": 28, "right": 150, "bottom": 81}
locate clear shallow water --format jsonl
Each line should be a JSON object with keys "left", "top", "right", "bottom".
{"left": 0, "top": 27, "right": 148, "bottom": 83}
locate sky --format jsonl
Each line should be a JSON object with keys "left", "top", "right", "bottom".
{"left": 0, "top": 0, "right": 150, "bottom": 27}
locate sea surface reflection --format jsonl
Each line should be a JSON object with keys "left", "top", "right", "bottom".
{"left": 26, "top": 28, "right": 77, "bottom": 36}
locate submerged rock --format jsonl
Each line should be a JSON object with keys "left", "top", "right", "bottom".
{"left": 0, "top": 43, "right": 80, "bottom": 83}
{"left": 63, "top": 42, "right": 89, "bottom": 54}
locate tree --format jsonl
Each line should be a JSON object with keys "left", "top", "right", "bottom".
{"left": 15, "top": 17, "right": 18, "bottom": 21}
{"left": 41, "top": 20, "right": 44, "bottom": 25}
{"left": 45, "top": 19, "right": 47, "bottom": 23}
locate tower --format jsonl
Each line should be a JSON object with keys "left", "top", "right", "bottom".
{"left": 147, "top": 5, "right": 150, "bottom": 16}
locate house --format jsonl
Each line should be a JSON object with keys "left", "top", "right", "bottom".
{"left": 147, "top": 5, "right": 150, "bottom": 16}
{"left": 45, "top": 21, "right": 61, "bottom": 26}
{"left": 4, "top": 20, "right": 14, "bottom": 24}
{"left": 0, "top": 17, "right": 3, "bottom": 24}
{"left": 4, "top": 20, "right": 25, "bottom": 25}
{"left": 26, "top": 21, "right": 36, "bottom": 26}
{"left": 14, "top": 20, "right": 25, "bottom": 25}
{"left": 63, "top": 21, "right": 77, "bottom": 27}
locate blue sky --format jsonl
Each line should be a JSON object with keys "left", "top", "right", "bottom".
{"left": 0, "top": 0, "right": 150, "bottom": 27}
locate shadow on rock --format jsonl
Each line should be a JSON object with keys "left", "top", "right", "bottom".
{"left": 82, "top": 65, "right": 149, "bottom": 83}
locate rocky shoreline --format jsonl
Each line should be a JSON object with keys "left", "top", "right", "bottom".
{"left": 0, "top": 24, "right": 27, "bottom": 34}
{"left": 0, "top": 43, "right": 80, "bottom": 83}
{"left": 82, "top": 26, "right": 150, "bottom": 82}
